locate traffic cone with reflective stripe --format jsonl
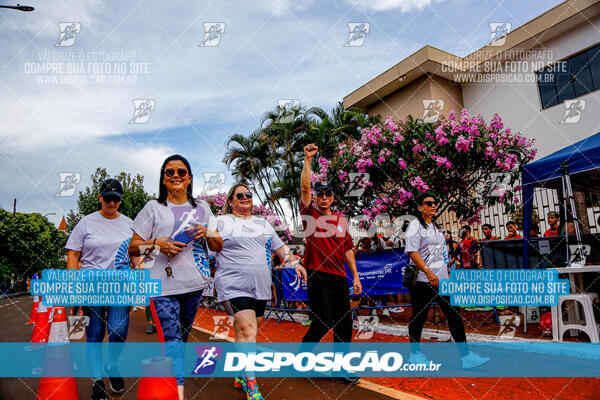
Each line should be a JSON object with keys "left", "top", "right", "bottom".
{"left": 30, "top": 303, "right": 52, "bottom": 345}
{"left": 48, "top": 306, "right": 69, "bottom": 343}
{"left": 36, "top": 306, "right": 79, "bottom": 400}
{"left": 26, "top": 296, "right": 40, "bottom": 325}
{"left": 137, "top": 357, "right": 178, "bottom": 400}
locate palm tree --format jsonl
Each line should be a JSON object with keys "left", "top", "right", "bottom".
{"left": 258, "top": 105, "right": 312, "bottom": 227}
{"left": 223, "top": 102, "right": 381, "bottom": 229}
{"left": 305, "top": 102, "right": 381, "bottom": 159}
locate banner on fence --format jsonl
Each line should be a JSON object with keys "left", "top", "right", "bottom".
{"left": 279, "top": 249, "right": 410, "bottom": 301}
{"left": 280, "top": 267, "right": 308, "bottom": 301}
{"left": 346, "top": 249, "right": 410, "bottom": 296}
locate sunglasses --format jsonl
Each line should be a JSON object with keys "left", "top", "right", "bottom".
{"left": 102, "top": 195, "right": 121, "bottom": 203}
{"left": 423, "top": 200, "right": 437, "bottom": 207}
{"left": 316, "top": 190, "right": 333, "bottom": 198}
{"left": 164, "top": 168, "right": 188, "bottom": 178}
{"left": 235, "top": 192, "right": 253, "bottom": 200}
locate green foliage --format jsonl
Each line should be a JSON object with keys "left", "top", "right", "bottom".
{"left": 510, "top": 205, "right": 540, "bottom": 230}
{"left": 223, "top": 102, "right": 379, "bottom": 228}
{"left": 66, "top": 168, "right": 154, "bottom": 231}
{"left": 0, "top": 210, "right": 67, "bottom": 279}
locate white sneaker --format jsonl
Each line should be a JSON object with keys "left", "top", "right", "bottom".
{"left": 381, "top": 309, "right": 390, "bottom": 317}
{"left": 389, "top": 307, "right": 405, "bottom": 313}
{"left": 408, "top": 352, "right": 429, "bottom": 365}
{"left": 461, "top": 351, "right": 490, "bottom": 369}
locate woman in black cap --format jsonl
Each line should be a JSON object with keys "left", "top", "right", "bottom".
{"left": 65, "top": 178, "right": 136, "bottom": 400}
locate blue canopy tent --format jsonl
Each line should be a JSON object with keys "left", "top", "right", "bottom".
{"left": 521, "top": 131, "right": 600, "bottom": 268}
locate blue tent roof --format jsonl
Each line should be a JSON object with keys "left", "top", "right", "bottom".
{"left": 521, "top": 131, "right": 600, "bottom": 269}
{"left": 521, "top": 131, "right": 600, "bottom": 191}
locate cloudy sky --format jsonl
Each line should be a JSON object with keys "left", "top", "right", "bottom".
{"left": 0, "top": 0, "right": 562, "bottom": 226}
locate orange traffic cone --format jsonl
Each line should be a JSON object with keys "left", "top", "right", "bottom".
{"left": 48, "top": 306, "right": 69, "bottom": 343}
{"left": 36, "top": 376, "right": 79, "bottom": 400}
{"left": 137, "top": 357, "right": 178, "bottom": 400}
{"left": 36, "top": 306, "right": 79, "bottom": 400}
{"left": 28, "top": 303, "right": 52, "bottom": 350}
{"left": 26, "top": 296, "right": 40, "bottom": 325}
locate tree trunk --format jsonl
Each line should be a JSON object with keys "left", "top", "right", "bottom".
{"left": 574, "top": 191, "right": 590, "bottom": 234}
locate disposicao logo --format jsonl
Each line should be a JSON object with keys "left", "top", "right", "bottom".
{"left": 192, "top": 345, "right": 222, "bottom": 375}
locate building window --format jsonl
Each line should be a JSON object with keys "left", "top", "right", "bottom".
{"left": 537, "top": 43, "right": 600, "bottom": 109}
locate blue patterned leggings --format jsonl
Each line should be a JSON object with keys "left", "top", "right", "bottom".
{"left": 151, "top": 290, "right": 202, "bottom": 385}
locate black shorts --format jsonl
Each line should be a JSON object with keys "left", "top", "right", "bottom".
{"left": 222, "top": 297, "right": 267, "bottom": 318}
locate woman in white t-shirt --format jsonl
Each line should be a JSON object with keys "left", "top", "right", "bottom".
{"left": 65, "top": 178, "right": 135, "bottom": 400}
{"left": 128, "top": 155, "right": 223, "bottom": 400}
{"left": 405, "top": 192, "right": 488, "bottom": 369}
{"left": 215, "top": 183, "right": 306, "bottom": 400}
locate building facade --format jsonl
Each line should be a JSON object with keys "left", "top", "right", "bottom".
{"left": 343, "top": 0, "right": 600, "bottom": 238}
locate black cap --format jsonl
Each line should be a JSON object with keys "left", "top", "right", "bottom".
{"left": 314, "top": 180, "right": 333, "bottom": 193}
{"left": 100, "top": 178, "right": 123, "bottom": 198}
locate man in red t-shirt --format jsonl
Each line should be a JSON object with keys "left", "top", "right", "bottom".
{"left": 504, "top": 220, "right": 523, "bottom": 240}
{"left": 459, "top": 225, "right": 477, "bottom": 269}
{"left": 544, "top": 211, "right": 560, "bottom": 237}
{"left": 480, "top": 224, "right": 499, "bottom": 241}
{"left": 300, "top": 144, "right": 362, "bottom": 378}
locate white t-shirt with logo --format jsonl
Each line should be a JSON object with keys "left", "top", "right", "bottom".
{"left": 131, "top": 199, "right": 215, "bottom": 296}
{"left": 405, "top": 219, "right": 449, "bottom": 283}
{"left": 65, "top": 211, "right": 133, "bottom": 270}
{"left": 214, "top": 215, "right": 285, "bottom": 302}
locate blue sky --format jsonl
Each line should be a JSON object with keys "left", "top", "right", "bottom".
{"left": 0, "top": 0, "right": 563, "bottom": 225}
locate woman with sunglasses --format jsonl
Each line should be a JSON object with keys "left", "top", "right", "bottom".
{"left": 215, "top": 183, "right": 306, "bottom": 400}
{"left": 65, "top": 178, "right": 135, "bottom": 400}
{"left": 405, "top": 192, "right": 489, "bottom": 369}
{"left": 128, "top": 155, "right": 223, "bottom": 400}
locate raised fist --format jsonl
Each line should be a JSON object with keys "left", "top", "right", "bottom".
{"left": 304, "top": 143, "right": 318, "bottom": 159}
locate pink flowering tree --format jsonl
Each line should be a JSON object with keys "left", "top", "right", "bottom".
{"left": 322, "top": 110, "right": 537, "bottom": 225}
{"left": 197, "top": 193, "right": 293, "bottom": 243}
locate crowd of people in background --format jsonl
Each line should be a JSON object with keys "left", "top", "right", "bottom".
{"left": 291, "top": 208, "right": 576, "bottom": 319}
{"left": 264, "top": 205, "right": 578, "bottom": 321}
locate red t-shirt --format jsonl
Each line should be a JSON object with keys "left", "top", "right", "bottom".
{"left": 544, "top": 228, "right": 559, "bottom": 237}
{"left": 300, "top": 202, "right": 354, "bottom": 277}
{"left": 504, "top": 234, "right": 523, "bottom": 240}
{"left": 459, "top": 238, "right": 475, "bottom": 268}
{"left": 481, "top": 236, "right": 499, "bottom": 241}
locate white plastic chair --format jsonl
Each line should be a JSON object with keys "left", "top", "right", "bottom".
{"left": 555, "top": 293, "right": 599, "bottom": 342}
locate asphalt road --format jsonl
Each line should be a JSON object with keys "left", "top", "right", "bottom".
{"left": 0, "top": 295, "right": 397, "bottom": 400}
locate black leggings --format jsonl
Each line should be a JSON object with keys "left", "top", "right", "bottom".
{"left": 302, "top": 269, "right": 353, "bottom": 343}
{"left": 409, "top": 281, "right": 468, "bottom": 356}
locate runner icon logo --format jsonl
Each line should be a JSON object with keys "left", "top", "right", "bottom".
{"left": 56, "top": 172, "right": 81, "bottom": 197}
{"left": 354, "top": 316, "right": 378, "bottom": 340}
{"left": 192, "top": 345, "right": 222, "bottom": 375}
{"left": 344, "top": 23, "right": 370, "bottom": 47}
{"left": 561, "top": 99, "right": 586, "bottom": 124}
{"left": 67, "top": 315, "right": 90, "bottom": 340}
{"left": 345, "top": 173, "right": 369, "bottom": 197}
{"left": 210, "top": 316, "right": 234, "bottom": 340}
{"left": 129, "top": 99, "right": 156, "bottom": 124}
{"left": 276, "top": 99, "right": 300, "bottom": 123}
{"left": 422, "top": 99, "right": 444, "bottom": 123}
{"left": 56, "top": 22, "right": 81, "bottom": 47}
{"left": 488, "top": 22, "right": 511, "bottom": 46}
{"left": 497, "top": 315, "right": 520, "bottom": 338}
{"left": 199, "top": 23, "right": 226, "bottom": 47}
{"left": 201, "top": 172, "right": 225, "bottom": 196}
